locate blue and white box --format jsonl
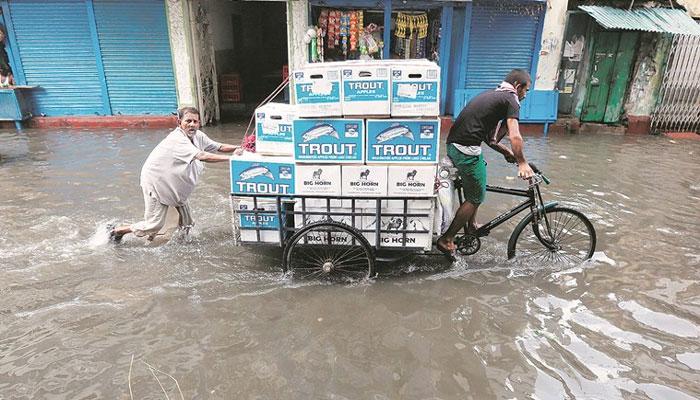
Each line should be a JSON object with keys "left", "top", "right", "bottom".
{"left": 391, "top": 64, "right": 440, "bottom": 116}
{"left": 234, "top": 198, "right": 285, "bottom": 243}
{"left": 341, "top": 65, "right": 390, "bottom": 116}
{"left": 365, "top": 119, "right": 440, "bottom": 164}
{"left": 292, "top": 118, "right": 364, "bottom": 163}
{"left": 230, "top": 154, "right": 295, "bottom": 195}
{"left": 293, "top": 65, "right": 342, "bottom": 117}
{"left": 254, "top": 103, "right": 295, "bottom": 156}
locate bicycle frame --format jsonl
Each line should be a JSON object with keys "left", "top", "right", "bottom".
{"left": 455, "top": 178, "right": 547, "bottom": 238}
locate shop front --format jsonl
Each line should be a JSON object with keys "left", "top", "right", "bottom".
{"left": 557, "top": 5, "right": 700, "bottom": 134}
{"left": 1, "top": 0, "right": 177, "bottom": 117}
{"left": 295, "top": 0, "right": 557, "bottom": 126}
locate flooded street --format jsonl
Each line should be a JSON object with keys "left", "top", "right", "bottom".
{"left": 1, "top": 125, "right": 699, "bottom": 399}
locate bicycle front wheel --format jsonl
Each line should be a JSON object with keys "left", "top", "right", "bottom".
{"left": 507, "top": 207, "right": 596, "bottom": 264}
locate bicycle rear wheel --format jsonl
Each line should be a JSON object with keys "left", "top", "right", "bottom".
{"left": 508, "top": 207, "right": 596, "bottom": 264}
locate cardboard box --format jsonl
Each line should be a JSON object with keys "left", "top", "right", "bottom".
{"left": 361, "top": 207, "right": 434, "bottom": 250}
{"left": 234, "top": 198, "right": 285, "bottom": 243}
{"left": 255, "top": 103, "right": 295, "bottom": 156}
{"left": 230, "top": 153, "right": 295, "bottom": 195}
{"left": 387, "top": 165, "right": 436, "bottom": 197}
{"left": 292, "top": 66, "right": 342, "bottom": 117}
{"left": 295, "top": 164, "right": 342, "bottom": 196}
{"left": 391, "top": 64, "right": 440, "bottom": 117}
{"left": 341, "top": 64, "right": 390, "bottom": 116}
{"left": 292, "top": 118, "right": 364, "bottom": 163}
{"left": 365, "top": 119, "right": 440, "bottom": 164}
{"left": 293, "top": 207, "right": 361, "bottom": 245}
{"left": 341, "top": 165, "right": 388, "bottom": 197}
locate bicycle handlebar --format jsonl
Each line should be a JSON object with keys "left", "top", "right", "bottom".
{"left": 528, "top": 162, "right": 550, "bottom": 185}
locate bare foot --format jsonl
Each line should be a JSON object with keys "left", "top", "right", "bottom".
{"left": 437, "top": 236, "right": 455, "bottom": 252}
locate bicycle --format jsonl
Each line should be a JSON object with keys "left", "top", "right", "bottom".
{"left": 449, "top": 163, "right": 597, "bottom": 264}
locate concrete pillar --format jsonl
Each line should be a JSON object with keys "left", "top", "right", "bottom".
{"left": 534, "top": 0, "right": 568, "bottom": 90}
{"left": 166, "top": 0, "right": 197, "bottom": 108}
{"left": 624, "top": 32, "right": 672, "bottom": 134}
{"left": 287, "top": 0, "right": 309, "bottom": 72}
{"left": 287, "top": 0, "right": 309, "bottom": 103}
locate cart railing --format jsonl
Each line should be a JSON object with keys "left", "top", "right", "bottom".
{"left": 230, "top": 193, "right": 436, "bottom": 250}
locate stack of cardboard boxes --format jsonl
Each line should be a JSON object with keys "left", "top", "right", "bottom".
{"left": 231, "top": 60, "right": 441, "bottom": 250}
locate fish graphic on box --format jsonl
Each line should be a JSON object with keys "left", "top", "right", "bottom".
{"left": 365, "top": 119, "right": 439, "bottom": 163}
{"left": 293, "top": 119, "right": 364, "bottom": 163}
{"left": 230, "top": 157, "right": 295, "bottom": 195}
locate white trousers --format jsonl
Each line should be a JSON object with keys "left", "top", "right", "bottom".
{"left": 130, "top": 187, "right": 194, "bottom": 239}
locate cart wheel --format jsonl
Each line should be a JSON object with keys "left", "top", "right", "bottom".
{"left": 283, "top": 221, "right": 375, "bottom": 282}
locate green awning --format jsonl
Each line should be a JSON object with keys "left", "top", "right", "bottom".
{"left": 579, "top": 5, "right": 700, "bottom": 35}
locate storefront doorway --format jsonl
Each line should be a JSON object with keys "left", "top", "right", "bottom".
{"left": 208, "top": 0, "right": 288, "bottom": 121}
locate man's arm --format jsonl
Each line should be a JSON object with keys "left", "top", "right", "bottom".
{"left": 487, "top": 121, "right": 516, "bottom": 163}
{"left": 195, "top": 151, "right": 231, "bottom": 163}
{"left": 217, "top": 143, "right": 239, "bottom": 153}
{"left": 506, "top": 118, "right": 534, "bottom": 179}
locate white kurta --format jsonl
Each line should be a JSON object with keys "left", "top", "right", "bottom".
{"left": 139, "top": 127, "right": 221, "bottom": 207}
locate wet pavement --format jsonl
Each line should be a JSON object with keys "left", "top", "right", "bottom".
{"left": 0, "top": 124, "right": 699, "bottom": 399}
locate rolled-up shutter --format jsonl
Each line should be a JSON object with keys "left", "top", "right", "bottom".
{"left": 5, "top": 0, "right": 106, "bottom": 115}
{"left": 93, "top": 0, "right": 177, "bottom": 115}
{"left": 465, "top": 0, "right": 544, "bottom": 90}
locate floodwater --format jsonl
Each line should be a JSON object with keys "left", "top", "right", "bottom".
{"left": 1, "top": 125, "right": 699, "bottom": 400}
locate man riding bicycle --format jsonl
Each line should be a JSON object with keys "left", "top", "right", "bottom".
{"left": 437, "top": 69, "right": 535, "bottom": 256}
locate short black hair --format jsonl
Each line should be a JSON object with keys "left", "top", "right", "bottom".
{"left": 504, "top": 69, "right": 531, "bottom": 87}
{"left": 177, "top": 107, "right": 200, "bottom": 120}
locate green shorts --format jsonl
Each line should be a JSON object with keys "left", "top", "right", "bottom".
{"left": 447, "top": 143, "right": 486, "bottom": 204}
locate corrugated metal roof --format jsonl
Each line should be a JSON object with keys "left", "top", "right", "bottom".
{"left": 579, "top": 5, "right": 700, "bottom": 35}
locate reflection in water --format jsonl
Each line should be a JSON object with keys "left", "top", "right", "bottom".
{"left": 1, "top": 128, "right": 699, "bottom": 398}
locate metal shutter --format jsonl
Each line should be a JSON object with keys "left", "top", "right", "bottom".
{"left": 465, "top": 0, "right": 544, "bottom": 90}
{"left": 93, "top": 0, "right": 177, "bottom": 115}
{"left": 6, "top": 0, "right": 106, "bottom": 116}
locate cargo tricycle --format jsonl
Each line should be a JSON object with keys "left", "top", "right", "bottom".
{"left": 231, "top": 163, "right": 597, "bottom": 281}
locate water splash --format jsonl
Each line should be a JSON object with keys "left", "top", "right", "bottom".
{"left": 87, "top": 221, "right": 115, "bottom": 248}
{"left": 584, "top": 251, "right": 617, "bottom": 266}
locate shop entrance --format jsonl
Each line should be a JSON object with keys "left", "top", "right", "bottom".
{"left": 308, "top": 4, "right": 442, "bottom": 63}
{"left": 209, "top": 0, "right": 288, "bottom": 121}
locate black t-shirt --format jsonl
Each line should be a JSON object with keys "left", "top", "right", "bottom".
{"left": 446, "top": 90, "right": 520, "bottom": 147}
